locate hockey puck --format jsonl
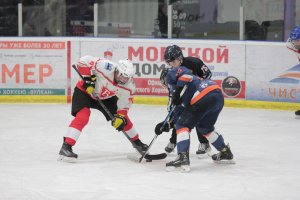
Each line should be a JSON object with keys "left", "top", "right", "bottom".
{"left": 146, "top": 159, "right": 152, "bottom": 162}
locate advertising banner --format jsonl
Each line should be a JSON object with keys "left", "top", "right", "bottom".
{"left": 0, "top": 40, "right": 69, "bottom": 98}
{"left": 246, "top": 42, "right": 300, "bottom": 103}
{"left": 80, "top": 39, "right": 246, "bottom": 98}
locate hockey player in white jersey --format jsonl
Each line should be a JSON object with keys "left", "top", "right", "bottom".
{"left": 286, "top": 26, "right": 300, "bottom": 117}
{"left": 58, "top": 55, "right": 148, "bottom": 162}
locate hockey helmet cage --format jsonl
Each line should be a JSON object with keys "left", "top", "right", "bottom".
{"left": 115, "top": 59, "right": 135, "bottom": 84}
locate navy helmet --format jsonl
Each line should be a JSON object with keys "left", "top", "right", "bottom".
{"left": 164, "top": 45, "right": 183, "bottom": 63}
{"left": 288, "top": 26, "right": 300, "bottom": 50}
{"left": 290, "top": 26, "right": 300, "bottom": 41}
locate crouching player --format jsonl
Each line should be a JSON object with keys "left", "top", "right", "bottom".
{"left": 160, "top": 66, "right": 235, "bottom": 172}
{"left": 58, "top": 55, "right": 148, "bottom": 162}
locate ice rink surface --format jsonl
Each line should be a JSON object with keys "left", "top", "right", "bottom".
{"left": 0, "top": 103, "right": 299, "bottom": 200}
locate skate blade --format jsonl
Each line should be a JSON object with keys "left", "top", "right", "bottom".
{"left": 213, "top": 159, "right": 236, "bottom": 164}
{"left": 165, "top": 165, "right": 190, "bottom": 173}
{"left": 57, "top": 155, "right": 77, "bottom": 163}
{"left": 295, "top": 115, "right": 300, "bottom": 119}
{"left": 197, "top": 152, "right": 212, "bottom": 159}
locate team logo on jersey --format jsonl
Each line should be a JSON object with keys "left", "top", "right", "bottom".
{"left": 100, "top": 87, "right": 115, "bottom": 98}
{"left": 269, "top": 64, "right": 300, "bottom": 84}
{"left": 176, "top": 67, "right": 182, "bottom": 77}
{"left": 105, "top": 63, "right": 113, "bottom": 71}
{"left": 221, "top": 76, "right": 241, "bottom": 97}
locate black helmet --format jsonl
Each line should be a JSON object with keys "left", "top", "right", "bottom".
{"left": 164, "top": 45, "right": 183, "bottom": 63}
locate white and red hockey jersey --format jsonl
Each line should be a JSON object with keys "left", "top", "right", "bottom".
{"left": 70, "top": 55, "right": 140, "bottom": 141}
{"left": 286, "top": 40, "right": 300, "bottom": 61}
{"left": 76, "top": 55, "right": 135, "bottom": 114}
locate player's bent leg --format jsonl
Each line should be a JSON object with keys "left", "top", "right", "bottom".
{"left": 196, "top": 127, "right": 212, "bottom": 158}
{"left": 58, "top": 107, "right": 90, "bottom": 162}
{"left": 166, "top": 127, "right": 191, "bottom": 172}
{"left": 165, "top": 129, "right": 177, "bottom": 153}
{"left": 204, "top": 131, "right": 235, "bottom": 164}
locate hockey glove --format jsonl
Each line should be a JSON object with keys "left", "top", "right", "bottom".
{"left": 112, "top": 114, "right": 127, "bottom": 131}
{"left": 155, "top": 121, "right": 172, "bottom": 135}
{"left": 83, "top": 75, "right": 96, "bottom": 94}
{"left": 171, "top": 86, "right": 184, "bottom": 105}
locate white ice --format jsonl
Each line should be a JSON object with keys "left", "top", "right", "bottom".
{"left": 0, "top": 104, "right": 299, "bottom": 200}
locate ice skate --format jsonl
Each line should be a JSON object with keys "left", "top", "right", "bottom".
{"left": 211, "top": 144, "right": 235, "bottom": 164}
{"left": 164, "top": 142, "right": 176, "bottom": 153}
{"left": 133, "top": 139, "right": 149, "bottom": 153}
{"left": 196, "top": 142, "right": 212, "bottom": 158}
{"left": 295, "top": 110, "right": 300, "bottom": 119}
{"left": 58, "top": 142, "right": 78, "bottom": 162}
{"left": 166, "top": 152, "right": 190, "bottom": 172}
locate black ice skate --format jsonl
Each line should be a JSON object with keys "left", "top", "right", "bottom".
{"left": 295, "top": 110, "right": 300, "bottom": 119}
{"left": 165, "top": 142, "right": 176, "bottom": 153}
{"left": 58, "top": 142, "right": 78, "bottom": 162}
{"left": 196, "top": 142, "right": 212, "bottom": 158}
{"left": 211, "top": 144, "right": 235, "bottom": 164}
{"left": 166, "top": 152, "right": 190, "bottom": 172}
{"left": 133, "top": 139, "right": 149, "bottom": 153}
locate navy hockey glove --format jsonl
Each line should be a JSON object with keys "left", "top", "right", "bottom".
{"left": 171, "top": 86, "right": 184, "bottom": 105}
{"left": 155, "top": 121, "right": 172, "bottom": 135}
{"left": 83, "top": 75, "right": 96, "bottom": 94}
{"left": 112, "top": 114, "right": 127, "bottom": 131}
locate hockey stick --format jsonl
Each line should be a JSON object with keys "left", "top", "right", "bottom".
{"left": 139, "top": 106, "right": 176, "bottom": 163}
{"left": 139, "top": 85, "right": 188, "bottom": 163}
{"left": 72, "top": 64, "right": 167, "bottom": 161}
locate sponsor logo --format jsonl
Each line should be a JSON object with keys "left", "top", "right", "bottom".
{"left": 269, "top": 64, "right": 300, "bottom": 84}
{"left": 221, "top": 76, "right": 241, "bottom": 97}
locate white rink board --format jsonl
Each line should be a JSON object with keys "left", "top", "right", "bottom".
{"left": 0, "top": 37, "right": 299, "bottom": 103}
{"left": 246, "top": 41, "right": 300, "bottom": 102}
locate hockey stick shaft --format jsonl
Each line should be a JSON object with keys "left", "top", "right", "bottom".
{"left": 139, "top": 85, "right": 187, "bottom": 162}
{"left": 72, "top": 64, "right": 145, "bottom": 156}
{"left": 139, "top": 106, "right": 176, "bottom": 162}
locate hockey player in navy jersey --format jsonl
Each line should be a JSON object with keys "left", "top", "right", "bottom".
{"left": 155, "top": 45, "right": 212, "bottom": 157}
{"left": 162, "top": 66, "right": 235, "bottom": 171}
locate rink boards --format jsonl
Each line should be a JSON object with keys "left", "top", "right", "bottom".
{"left": 0, "top": 37, "right": 299, "bottom": 110}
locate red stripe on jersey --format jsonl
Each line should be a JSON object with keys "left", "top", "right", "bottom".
{"left": 77, "top": 66, "right": 91, "bottom": 76}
